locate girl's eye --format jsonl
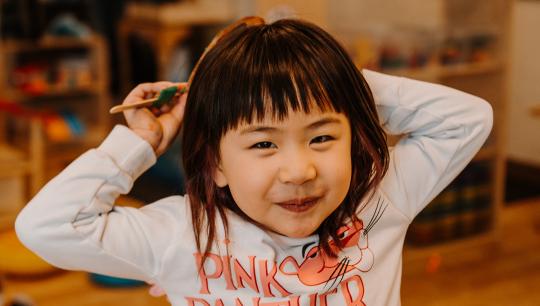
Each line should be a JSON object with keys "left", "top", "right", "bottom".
{"left": 311, "top": 135, "right": 334, "bottom": 144}
{"left": 250, "top": 141, "right": 276, "bottom": 149}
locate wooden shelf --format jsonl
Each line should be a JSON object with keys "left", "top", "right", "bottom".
{"left": 378, "top": 0, "right": 511, "bottom": 266}
{"left": 474, "top": 146, "right": 497, "bottom": 162}
{"left": 3, "top": 86, "right": 103, "bottom": 103}
{"left": 438, "top": 61, "right": 503, "bottom": 78}
{"left": 0, "top": 35, "right": 105, "bottom": 52}
{"left": 0, "top": 33, "right": 110, "bottom": 209}
{"left": 0, "top": 212, "right": 17, "bottom": 231}
{"left": 382, "top": 60, "right": 503, "bottom": 81}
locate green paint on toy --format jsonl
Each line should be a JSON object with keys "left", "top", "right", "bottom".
{"left": 151, "top": 85, "right": 179, "bottom": 108}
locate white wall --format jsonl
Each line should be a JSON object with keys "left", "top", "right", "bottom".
{"left": 508, "top": 1, "right": 540, "bottom": 164}
{"left": 328, "top": 0, "right": 444, "bottom": 32}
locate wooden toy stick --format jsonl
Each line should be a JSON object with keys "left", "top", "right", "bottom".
{"left": 109, "top": 97, "right": 161, "bottom": 114}
{"left": 109, "top": 86, "right": 186, "bottom": 114}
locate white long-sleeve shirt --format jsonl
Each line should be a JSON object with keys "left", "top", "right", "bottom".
{"left": 15, "top": 70, "right": 493, "bottom": 306}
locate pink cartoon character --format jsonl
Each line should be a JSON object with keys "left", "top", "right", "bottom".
{"left": 279, "top": 219, "right": 374, "bottom": 288}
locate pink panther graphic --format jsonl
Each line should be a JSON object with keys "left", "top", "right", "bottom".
{"left": 279, "top": 198, "right": 386, "bottom": 290}
{"left": 279, "top": 219, "right": 374, "bottom": 288}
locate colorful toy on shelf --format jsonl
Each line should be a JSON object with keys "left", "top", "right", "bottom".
{"left": 0, "top": 99, "right": 85, "bottom": 142}
{"left": 12, "top": 57, "right": 94, "bottom": 96}
{"left": 44, "top": 111, "right": 85, "bottom": 142}
{"left": 12, "top": 64, "right": 49, "bottom": 96}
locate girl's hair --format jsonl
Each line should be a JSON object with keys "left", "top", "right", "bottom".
{"left": 182, "top": 16, "right": 389, "bottom": 261}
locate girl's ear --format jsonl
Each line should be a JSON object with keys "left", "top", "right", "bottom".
{"left": 213, "top": 164, "right": 228, "bottom": 187}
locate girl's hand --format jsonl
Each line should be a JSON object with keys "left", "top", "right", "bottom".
{"left": 122, "top": 82, "right": 188, "bottom": 157}
{"left": 148, "top": 283, "right": 166, "bottom": 297}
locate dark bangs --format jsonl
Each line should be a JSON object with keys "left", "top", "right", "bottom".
{"left": 182, "top": 17, "right": 389, "bottom": 260}
{"left": 187, "top": 18, "right": 377, "bottom": 138}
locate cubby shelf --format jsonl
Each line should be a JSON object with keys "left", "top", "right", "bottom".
{"left": 0, "top": 34, "right": 110, "bottom": 226}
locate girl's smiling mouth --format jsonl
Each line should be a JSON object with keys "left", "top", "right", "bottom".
{"left": 276, "top": 197, "right": 321, "bottom": 213}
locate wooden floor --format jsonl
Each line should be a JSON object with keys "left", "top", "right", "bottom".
{"left": 3, "top": 198, "right": 540, "bottom": 306}
{"left": 402, "top": 197, "right": 540, "bottom": 306}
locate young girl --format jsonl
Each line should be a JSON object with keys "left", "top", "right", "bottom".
{"left": 16, "top": 17, "right": 492, "bottom": 305}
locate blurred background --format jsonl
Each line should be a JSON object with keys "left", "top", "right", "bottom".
{"left": 0, "top": 0, "right": 538, "bottom": 305}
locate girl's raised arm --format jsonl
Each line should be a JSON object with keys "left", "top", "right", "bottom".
{"left": 15, "top": 124, "right": 187, "bottom": 282}
{"left": 363, "top": 69, "right": 493, "bottom": 220}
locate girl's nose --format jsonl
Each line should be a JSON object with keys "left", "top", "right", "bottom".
{"left": 278, "top": 150, "right": 317, "bottom": 185}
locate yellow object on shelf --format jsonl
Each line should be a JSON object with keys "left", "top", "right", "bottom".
{"left": 0, "top": 229, "right": 57, "bottom": 276}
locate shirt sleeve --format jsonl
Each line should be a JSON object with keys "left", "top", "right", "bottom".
{"left": 363, "top": 70, "right": 493, "bottom": 220}
{"left": 15, "top": 125, "right": 185, "bottom": 281}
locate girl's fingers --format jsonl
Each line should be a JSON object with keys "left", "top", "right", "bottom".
{"left": 135, "top": 81, "right": 175, "bottom": 95}
{"left": 153, "top": 83, "right": 187, "bottom": 122}
{"left": 149, "top": 284, "right": 166, "bottom": 297}
{"left": 169, "top": 87, "right": 188, "bottom": 122}
{"left": 160, "top": 104, "right": 171, "bottom": 113}
{"left": 151, "top": 108, "right": 161, "bottom": 117}
{"left": 125, "top": 81, "right": 186, "bottom": 107}
{"left": 126, "top": 82, "right": 177, "bottom": 104}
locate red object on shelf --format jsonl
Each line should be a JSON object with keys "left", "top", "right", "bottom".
{"left": 0, "top": 99, "right": 72, "bottom": 142}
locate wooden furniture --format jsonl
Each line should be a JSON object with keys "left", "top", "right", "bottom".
{"left": 0, "top": 118, "right": 43, "bottom": 231}
{"left": 117, "top": 1, "right": 234, "bottom": 95}
{"left": 378, "top": 0, "right": 512, "bottom": 264}
{"left": 319, "top": 0, "right": 512, "bottom": 263}
{"left": 0, "top": 34, "right": 110, "bottom": 223}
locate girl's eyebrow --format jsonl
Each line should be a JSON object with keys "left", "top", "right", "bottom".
{"left": 239, "top": 117, "right": 342, "bottom": 135}
{"left": 307, "top": 117, "right": 342, "bottom": 130}
{"left": 240, "top": 126, "right": 277, "bottom": 135}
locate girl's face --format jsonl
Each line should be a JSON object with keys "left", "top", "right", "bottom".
{"left": 213, "top": 107, "right": 352, "bottom": 238}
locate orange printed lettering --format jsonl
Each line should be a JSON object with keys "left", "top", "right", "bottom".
{"left": 215, "top": 299, "right": 225, "bottom": 306}
{"left": 340, "top": 275, "right": 365, "bottom": 306}
{"left": 318, "top": 288, "right": 337, "bottom": 306}
{"left": 186, "top": 297, "right": 211, "bottom": 306}
{"left": 308, "top": 293, "right": 318, "bottom": 306}
{"left": 235, "top": 298, "right": 245, "bottom": 306}
{"left": 222, "top": 255, "right": 237, "bottom": 290}
{"left": 287, "top": 295, "right": 300, "bottom": 306}
{"left": 234, "top": 256, "right": 259, "bottom": 293}
{"left": 251, "top": 297, "right": 289, "bottom": 306}
{"left": 195, "top": 253, "right": 224, "bottom": 294}
{"left": 259, "top": 260, "right": 291, "bottom": 297}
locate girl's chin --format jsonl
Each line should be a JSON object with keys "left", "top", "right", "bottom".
{"left": 270, "top": 225, "right": 319, "bottom": 238}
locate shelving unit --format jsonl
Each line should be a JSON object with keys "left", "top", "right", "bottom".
{"left": 316, "top": 0, "right": 512, "bottom": 263}
{"left": 0, "top": 34, "right": 110, "bottom": 224}
{"left": 385, "top": 0, "right": 512, "bottom": 263}
{"left": 0, "top": 118, "right": 43, "bottom": 231}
